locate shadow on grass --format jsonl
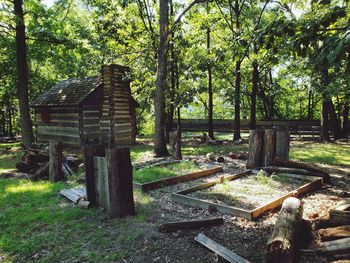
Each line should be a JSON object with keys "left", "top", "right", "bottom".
{"left": 0, "top": 178, "right": 153, "bottom": 263}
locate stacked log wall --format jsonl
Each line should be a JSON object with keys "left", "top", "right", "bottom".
{"left": 34, "top": 106, "right": 81, "bottom": 148}
{"left": 101, "top": 65, "right": 133, "bottom": 146}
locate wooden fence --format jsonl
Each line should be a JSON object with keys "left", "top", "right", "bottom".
{"left": 173, "top": 119, "right": 321, "bottom": 137}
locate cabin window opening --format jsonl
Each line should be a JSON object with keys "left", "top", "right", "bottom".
{"left": 41, "top": 107, "right": 50, "bottom": 122}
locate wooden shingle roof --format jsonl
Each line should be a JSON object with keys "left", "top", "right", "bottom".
{"left": 32, "top": 76, "right": 102, "bottom": 107}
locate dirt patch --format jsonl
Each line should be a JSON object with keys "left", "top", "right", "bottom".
{"left": 188, "top": 173, "right": 309, "bottom": 210}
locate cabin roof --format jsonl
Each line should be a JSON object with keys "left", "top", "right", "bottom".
{"left": 32, "top": 76, "right": 102, "bottom": 107}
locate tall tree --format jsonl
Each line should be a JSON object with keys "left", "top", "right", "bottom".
{"left": 14, "top": 0, "right": 34, "bottom": 147}
{"left": 154, "top": 0, "right": 206, "bottom": 156}
{"left": 207, "top": 25, "right": 215, "bottom": 140}
{"left": 154, "top": 0, "right": 170, "bottom": 156}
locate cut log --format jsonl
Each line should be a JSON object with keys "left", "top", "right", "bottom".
{"left": 319, "top": 226, "right": 350, "bottom": 241}
{"left": 31, "top": 162, "right": 49, "bottom": 180}
{"left": 206, "top": 153, "right": 225, "bottom": 163}
{"left": 159, "top": 217, "right": 224, "bottom": 232}
{"left": 49, "top": 141, "right": 64, "bottom": 182}
{"left": 170, "top": 129, "right": 182, "bottom": 160}
{"left": 263, "top": 129, "right": 276, "bottom": 166}
{"left": 301, "top": 237, "right": 350, "bottom": 255}
{"left": 229, "top": 152, "right": 248, "bottom": 160}
{"left": 266, "top": 197, "right": 303, "bottom": 263}
{"left": 275, "top": 129, "right": 290, "bottom": 159}
{"left": 334, "top": 199, "right": 350, "bottom": 212}
{"left": 272, "top": 157, "right": 330, "bottom": 183}
{"left": 247, "top": 129, "right": 264, "bottom": 168}
{"left": 329, "top": 210, "right": 350, "bottom": 225}
{"left": 105, "top": 147, "right": 135, "bottom": 218}
{"left": 195, "top": 233, "right": 250, "bottom": 263}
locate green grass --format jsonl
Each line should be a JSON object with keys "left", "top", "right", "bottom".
{"left": 290, "top": 142, "right": 350, "bottom": 166}
{"left": 0, "top": 143, "right": 22, "bottom": 174}
{"left": 130, "top": 144, "right": 153, "bottom": 162}
{"left": 133, "top": 160, "right": 199, "bottom": 183}
{"left": 0, "top": 178, "right": 152, "bottom": 263}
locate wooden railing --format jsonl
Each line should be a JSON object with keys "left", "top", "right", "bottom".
{"left": 172, "top": 119, "right": 321, "bottom": 137}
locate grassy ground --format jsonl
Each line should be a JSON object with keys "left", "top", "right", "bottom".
{"left": 290, "top": 141, "right": 350, "bottom": 166}
{"left": 0, "top": 178, "right": 152, "bottom": 263}
{"left": 133, "top": 161, "right": 199, "bottom": 183}
{"left": 0, "top": 135, "right": 349, "bottom": 262}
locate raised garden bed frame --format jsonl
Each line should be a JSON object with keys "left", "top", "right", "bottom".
{"left": 133, "top": 166, "right": 223, "bottom": 192}
{"left": 172, "top": 170, "right": 323, "bottom": 220}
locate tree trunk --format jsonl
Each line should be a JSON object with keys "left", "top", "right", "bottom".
{"left": 328, "top": 99, "right": 342, "bottom": 140}
{"left": 342, "top": 94, "right": 349, "bottom": 138}
{"left": 266, "top": 197, "right": 303, "bottom": 263}
{"left": 154, "top": 0, "right": 169, "bottom": 157}
{"left": 170, "top": 129, "right": 182, "bottom": 160}
{"left": 233, "top": 60, "right": 241, "bottom": 141}
{"left": 166, "top": 0, "right": 176, "bottom": 144}
{"left": 320, "top": 67, "right": 331, "bottom": 142}
{"left": 14, "top": 0, "right": 34, "bottom": 148}
{"left": 207, "top": 27, "right": 215, "bottom": 140}
{"left": 106, "top": 147, "right": 135, "bottom": 218}
{"left": 247, "top": 129, "right": 264, "bottom": 168}
{"left": 250, "top": 59, "right": 259, "bottom": 130}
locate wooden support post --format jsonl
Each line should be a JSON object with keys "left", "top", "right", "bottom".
{"left": 276, "top": 129, "right": 290, "bottom": 159}
{"left": 49, "top": 141, "right": 64, "bottom": 182}
{"left": 106, "top": 146, "right": 135, "bottom": 218}
{"left": 170, "top": 129, "right": 182, "bottom": 160}
{"left": 83, "top": 144, "right": 105, "bottom": 206}
{"left": 266, "top": 197, "right": 303, "bottom": 263}
{"left": 263, "top": 129, "right": 276, "bottom": 166}
{"left": 247, "top": 129, "right": 264, "bottom": 168}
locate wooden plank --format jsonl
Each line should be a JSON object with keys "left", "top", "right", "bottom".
{"left": 178, "top": 170, "right": 251, "bottom": 195}
{"left": 251, "top": 178, "right": 322, "bottom": 219}
{"left": 159, "top": 217, "right": 224, "bottom": 232}
{"left": 135, "top": 166, "right": 223, "bottom": 192}
{"left": 94, "top": 156, "right": 109, "bottom": 210}
{"left": 172, "top": 193, "right": 253, "bottom": 220}
{"left": 195, "top": 233, "right": 250, "bottom": 263}
{"left": 37, "top": 125, "right": 80, "bottom": 135}
{"left": 34, "top": 121, "right": 80, "bottom": 128}
{"left": 83, "top": 144, "right": 105, "bottom": 206}
{"left": 60, "top": 189, "right": 81, "bottom": 203}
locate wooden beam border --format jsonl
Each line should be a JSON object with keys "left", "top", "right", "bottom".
{"left": 133, "top": 166, "right": 223, "bottom": 192}
{"left": 171, "top": 171, "right": 323, "bottom": 221}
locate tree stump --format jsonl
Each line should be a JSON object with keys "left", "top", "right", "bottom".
{"left": 263, "top": 129, "right": 276, "bottom": 166}
{"left": 106, "top": 147, "right": 135, "bottom": 218}
{"left": 49, "top": 141, "right": 64, "bottom": 182}
{"left": 266, "top": 197, "right": 303, "bottom": 263}
{"left": 276, "top": 129, "right": 290, "bottom": 159}
{"left": 170, "top": 129, "right": 182, "bottom": 160}
{"left": 247, "top": 129, "right": 264, "bottom": 168}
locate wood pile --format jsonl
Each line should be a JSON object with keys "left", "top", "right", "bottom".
{"left": 13, "top": 145, "right": 80, "bottom": 180}
{"left": 303, "top": 199, "right": 350, "bottom": 260}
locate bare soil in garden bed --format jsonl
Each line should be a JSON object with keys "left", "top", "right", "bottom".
{"left": 188, "top": 173, "right": 310, "bottom": 210}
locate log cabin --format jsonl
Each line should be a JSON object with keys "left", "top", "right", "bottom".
{"left": 32, "top": 64, "right": 136, "bottom": 148}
